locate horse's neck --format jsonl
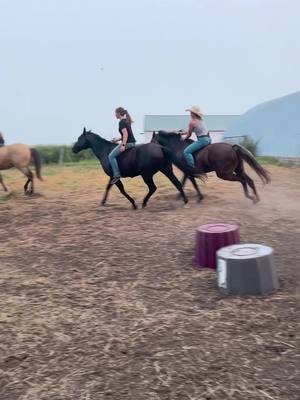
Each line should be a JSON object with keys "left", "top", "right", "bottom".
{"left": 164, "top": 137, "right": 183, "bottom": 152}
{"left": 88, "top": 134, "right": 114, "bottom": 162}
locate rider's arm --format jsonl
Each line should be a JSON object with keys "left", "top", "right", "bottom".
{"left": 121, "top": 128, "right": 128, "bottom": 146}
{"left": 180, "top": 122, "right": 194, "bottom": 139}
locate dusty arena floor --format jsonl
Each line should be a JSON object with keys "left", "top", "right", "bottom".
{"left": 0, "top": 164, "right": 299, "bottom": 400}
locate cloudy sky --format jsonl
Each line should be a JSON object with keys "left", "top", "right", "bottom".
{"left": 0, "top": 0, "right": 299, "bottom": 144}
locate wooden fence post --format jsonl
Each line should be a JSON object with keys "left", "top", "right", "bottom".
{"left": 58, "top": 147, "right": 65, "bottom": 165}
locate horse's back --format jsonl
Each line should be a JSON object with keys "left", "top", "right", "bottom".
{"left": 0, "top": 143, "right": 32, "bottom": 170}
{"left": 195, "top": 142, "right": 237, "bottom": 172}
{"left": 118, "top": 143, "right": 164, "bottom": 177}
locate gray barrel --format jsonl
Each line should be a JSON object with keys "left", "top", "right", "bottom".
{"left": 217, "top": 244, "right": 279, "bottom": 295}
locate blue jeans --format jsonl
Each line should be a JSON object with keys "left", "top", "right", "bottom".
{"left": 183, "top": 136, "right": 211, "bottom": 167}
{"left": 108, "top": 143, "right": 136, "bottom": 178}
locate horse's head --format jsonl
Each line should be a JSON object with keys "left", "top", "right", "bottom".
{"left": 72, "top": 127, "right": 92, "bottom": 153}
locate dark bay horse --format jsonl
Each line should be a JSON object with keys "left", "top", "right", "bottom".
{"left": 0, "top": 143, "right": 42, "bottom": 195}
{"left": 152, "top": 131, "right": 270, "bottom": 203}
{"left": 72, "top": 128, "right": 196, "bottom": 208}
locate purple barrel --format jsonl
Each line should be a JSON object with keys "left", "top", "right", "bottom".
{"left": 195, "top": 223, "right": 240, "bottom": 269}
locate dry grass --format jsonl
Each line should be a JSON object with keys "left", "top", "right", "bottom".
{"left": 0, "top": 164, "right": 299, "bottom": 400}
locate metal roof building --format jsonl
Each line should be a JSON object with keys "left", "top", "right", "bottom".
{"left": 143, "top": 114, "right": 239, "bottom": 143}
{"left": 144, "top": 115, "right": 238, "bottom": 132}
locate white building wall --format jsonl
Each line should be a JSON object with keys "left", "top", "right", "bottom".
{"left": 143, "top": 130, "right": 224, "bottom": 144}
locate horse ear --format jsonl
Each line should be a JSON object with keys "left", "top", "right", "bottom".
{"left": 152, "top": 131, "right": 156, "bottom": 140}
{"left": 83, "top": 127, "right": 86, "bottom": 133}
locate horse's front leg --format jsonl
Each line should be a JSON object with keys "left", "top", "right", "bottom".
{"left": 176, "top": 174, "right": 188, "bottom": 200}
{"left": 115, "top": 180, "right": 138, "bottom": 210}
{"left": 101, "top": 178, "right": 113, "bottom": 206}
{"left": 162, "top": 168, "right": 188, "bottom": 204}
{"left": 177, "top": 174, "right": 203, "bottom": 202}
{"left": 188, "top": 176, "right": 204, "bottom": 202}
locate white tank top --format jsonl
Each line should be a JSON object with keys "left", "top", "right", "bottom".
{"left": 193, "top": 120, "right": 208, "bottom": 138}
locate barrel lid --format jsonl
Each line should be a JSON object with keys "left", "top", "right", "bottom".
{"left": 217, "top": 243, "right": 273, "bottom": 259}
{"left": 197, "top": 223, "right": 239, "bottom": 234}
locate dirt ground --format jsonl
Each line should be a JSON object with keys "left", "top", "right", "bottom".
{"left": 0, "top": 164, "right": 299, "bottom": 400}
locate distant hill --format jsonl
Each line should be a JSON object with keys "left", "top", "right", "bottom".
{"left": 225, "top": 91, "right": 300, "bottom": 157}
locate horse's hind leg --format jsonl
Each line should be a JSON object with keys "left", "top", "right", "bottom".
{"left": 115, "top": 180, "right": 137, "bottom": 210}
{"left": 162, "top": 168, "right": 188, "bottom": 204}
{"left": 177, "top": 174, "right": 203, "bottom": 202}
{"left": 18, "top": 167, "right": 34, "bottom": 195}
{"left": 244, "top": 173, "right": 260, "bottom": 203}
{"left": 141, "top": 174, "right": 157, "bottom": 208}
{"left": 0, "top": 173, "right": 9, "bottom": 192}
{"left": 235, "top": 164, "right": 259, "bottom": 203}
{"left": 217, "top": 170, "right": 256, "bottom": 203}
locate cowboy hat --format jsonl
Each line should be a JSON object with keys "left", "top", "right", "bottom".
{"left": 185, "top": 106, "right": 204, "bottom": 117}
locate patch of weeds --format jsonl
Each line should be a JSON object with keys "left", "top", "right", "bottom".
{"left": 0, "top": 192, "right": 16, "bottom": 201}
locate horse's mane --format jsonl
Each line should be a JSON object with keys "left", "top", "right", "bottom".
{"left": 156, "top": 130, "right": 196, "bottom": 145}
{"left": 86, "top": 130, "right": 112, "bottom": 145}
{"left": 158, "top": 130, "right": 179, "bottom": 137}
{"left": 157, "top": 131, "right": 181, "bottom": 142}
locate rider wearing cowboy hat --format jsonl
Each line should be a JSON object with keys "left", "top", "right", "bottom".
{"left": 179, "top": 106, "right": 211, "bottom": 167}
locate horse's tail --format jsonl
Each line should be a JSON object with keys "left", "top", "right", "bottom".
{"left": 160, "top": 145, "right": 197, "bottom": 177}
{"left": 233, "top": 144, "right": 270, "bottom": 184}
{"left": 30, "top": 148, "right": 43, "bottom": 181}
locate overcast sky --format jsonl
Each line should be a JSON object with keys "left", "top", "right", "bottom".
{"left": 1, "top": 0, "right": 299, "bottom": 144}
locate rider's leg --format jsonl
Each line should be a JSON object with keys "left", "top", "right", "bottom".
{"left": 108, "top": 144, "right": 122, "bottom": 179}
{"left": 125, "top": 143, "right": 135, "bottom": 150}
{"left": 183, "top": 137, "right": 211, "bottom": 167}
{"left": 108, "top": 143, "right": 136, "bottom": 184}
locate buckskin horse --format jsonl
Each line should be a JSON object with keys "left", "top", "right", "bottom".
{"left": 72, "top": 128, "right": 197, "bottom": 209}
{"left": 152, "top": 131, "right": 270, "bottom": 203}
{"left": 0, "top": 141, "right": 43, "bottom": 195}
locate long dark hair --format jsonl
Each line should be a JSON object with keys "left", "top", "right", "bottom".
{"left": 116, "top": 107, "right": 133, "bottom": 125}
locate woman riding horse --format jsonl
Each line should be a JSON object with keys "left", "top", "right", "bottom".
{"left": 109, "top": 107, "right": 136, "bottom": 185}
{"left": 152, "top": 131, "right": 270, "bottom": 203}
{"left": 73, "top": 128, "right": 197, "bottom": 208}
{"left": 179, "top": 106, "right": 211, "bottom": 167}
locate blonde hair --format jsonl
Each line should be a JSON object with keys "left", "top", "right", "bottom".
{"left": 191, "top": 112, "right": 203, "bottom": 120}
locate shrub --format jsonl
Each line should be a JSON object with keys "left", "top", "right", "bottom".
{"left": 34, "top": 145, "right": 96, "bottom": 164}
{"left": 241, "top": 136, "right": 260, "bottom": 156}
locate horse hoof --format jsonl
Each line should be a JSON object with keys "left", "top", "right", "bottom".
{"left": 133, "top": 204, "right": 138, "bottom": 210}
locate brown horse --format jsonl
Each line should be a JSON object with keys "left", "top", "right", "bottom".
{"left": 0, "top": 143, "right": 43, "bottom": 195}
{"left": 152, "top": 131, "right": 270, "bottom": 203}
